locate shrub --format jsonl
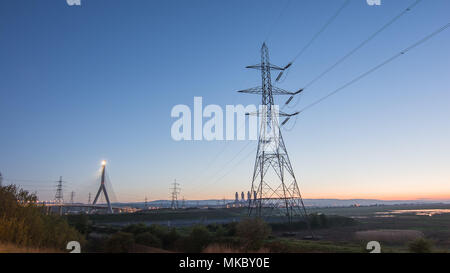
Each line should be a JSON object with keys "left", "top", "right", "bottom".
{"left": 122, "top": 223, "right": 150, "bottom": 235}
{"left": 104, "top": 232, "right": 135, "bottom": 253}
{"left": 0, "top": 185, "right": 84, "bottom": 250}
{"left": 149, "top": 224, "right": 169, "bottom": 239}
{"left": 162, "top": 228, "right": 180, "bottom": 250}
{"left": 67, "top": 214, "right": 90, "bottom": 234}
{"left": 135, "top": 232, "right": 162, "bottom": 248}
{"left": 408, "top": 238, "right": 433, "bottom": 253}
{"left": 236, "top": 218, "right": 271, "bottom": 251}
{"left": 185, "top": 225, "right": 211, "bottom": 252}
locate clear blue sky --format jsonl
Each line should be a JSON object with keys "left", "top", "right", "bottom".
{"left": 1, "top": 0, "right": 449, "bottom": 202}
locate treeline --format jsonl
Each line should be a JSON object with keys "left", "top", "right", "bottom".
{"left": 78, "top": 218, "right": 271, "bottom": 253}
{"left": 0, "top": 185, "right": 84, "bottom": 250}
{"left": 271, "top": 213, "right": 357, "bottom": 231}
{"left": 71, "top": 213, "right": 358, "bottom": 253}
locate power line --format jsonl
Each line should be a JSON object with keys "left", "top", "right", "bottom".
{"left": 187, "top": 140, "right": 254, "bottom": 195}
{"left": 194, "top": 145, "right": 257, "bottom": 196}
{"left": 284, "top": 0, "right": 424, "bottom": 110}
{"left": 264, "top": 0, "right": 293, "bottom": 43}
{"left": 295, "top": 22, "right": 450, "bottom": 115}
{"left": 302, "top": 0, "right": 423, "bottom": 90}
{"left": 292, "top": 0, "right": 350, "bottom": 63}
{"left": 276, "top": 0, "right": 351, "bottom": 82}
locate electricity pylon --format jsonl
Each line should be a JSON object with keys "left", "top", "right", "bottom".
{"left": 55, "top": 176, "right": 64, "bottom": 215}
{"left": 92, "top": 160, "right": 113, "bottom": 214}
{"left": 55, "top": 176, "right": 64, "bottom": 203}
{"left": 170, "top": 180, "right": 180, "bottom": 210}
{"left": 238, "top": 43, "right": 309, "bottom": 223}
{"left": 70, "top": 191, "right": 75, "bottom": 204}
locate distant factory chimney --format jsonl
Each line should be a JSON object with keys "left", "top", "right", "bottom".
{"left": 247, "top": 191, "right": 251, "bottom": 201}
{"left": 235, "top": 192, "right": 239, "bottom": 203}
{"left": 241, "top": 191, "right": 245, "bottom": 202}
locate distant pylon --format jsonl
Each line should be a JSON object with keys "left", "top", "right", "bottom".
{"left": 170, "top": 179, "right": 180, "bottom": 210}
{"left": 92, "top": 160, "right": 113, "bottom": 214}
{"left": 55, "top": 176, "right": 64, "bottom": 216}
{"left": 55, "top": 176, "right": 64, "bottom": 204}
{"left": 70, "top": 191, "right": 75, "bottom": 204}
{"left": 238, "top": 43, "right": 309, "bottom": 223}
{"left": 144, "top": 196, "right": 148, "bottom": 209}
{"left": 88, "top": 192, "right": 91, "bottom": 204}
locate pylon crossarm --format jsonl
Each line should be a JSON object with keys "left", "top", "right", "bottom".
{"left": 238, "top": 86, "right": 298, "bottom": 95}
{"left": 246, "top": 63, "right": 284, "bottom": 70}
{"left": 245, "top": 110, "right": 299, "bottom": 117}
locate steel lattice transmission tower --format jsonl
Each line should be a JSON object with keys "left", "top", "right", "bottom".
{"left": 170, "top": 180, "right": 180, "bottom": 210}
{"left": 238, "top": 43, "right": 308, "bottom": 222}
{"left": 70, "top": 191, "right": 75, "bottom": 204}
{"left": 92, "top": 160, "right": 113, "bottom": 214}
{"left": 55, "top": 176, "right": 64, "bottom": 204}
{"left": 54, "top": 176, "right": 64, "bottom": 216}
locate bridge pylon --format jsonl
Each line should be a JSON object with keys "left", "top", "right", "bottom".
{"left": 92, "top": 160, "right": 113, "bottom": 214}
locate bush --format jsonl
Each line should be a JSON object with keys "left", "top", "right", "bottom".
{"left": 162, "top": 228, "right": 180, "bottom": 250}
{"left": 104, "top": 232, "right": 135, "bottom": 253}
{"left": 408, "top": 238, "right": 433, "bottom": 253}
{"left": 185, "top": 225, "right": 211, "bottom": 252}
{"left": 223, "top": 222, "right": 238, "bottom": 236}
{"left": 67, "top": 214, "right": 90, "bottom": 234}
{"left": 122, "top": 223, "right": 150, "bottom": 235}
{"left": 0, "top": 185, "right": 84, "bottom": 250}
{"left": 135, "top": 232, "right": 162, "bottom": 248}
{"left": 236, "top": 218, "right": 271, "bottom": 251}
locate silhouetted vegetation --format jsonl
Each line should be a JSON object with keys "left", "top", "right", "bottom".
{"left": 408, "top": 238, "right": 433, "bottom": 253}
{"left": 71, "top": 205, "right": 450, "bottom": 253}
{"left": 270, "top": 214, "right": 356, "bottom": 231}
{"left": 135, "top": 232, "right": 162, "bottom": 248}
{"left": 0, "top": 185, "right": 84, "bottom": 250}
{"left": 104, "top": 232, "right": 134, "bottom": 253}
{"left": 236, "top": 218, "right": 271, "bottom": 251}
{"left": 184, "top": 225, "right": 211, "bottom": 252}
{"left": 67, "top": 214, "right": 90, "bottom": 235}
